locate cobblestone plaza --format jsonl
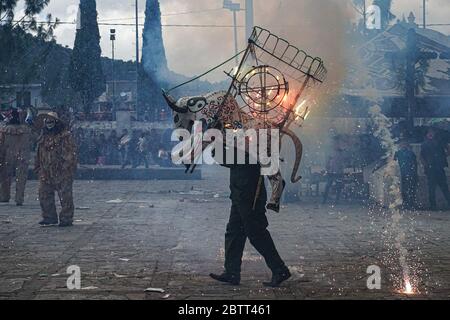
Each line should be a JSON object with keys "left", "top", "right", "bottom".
{"left": 0, "top": 167, "right": 449, "bottom": 300}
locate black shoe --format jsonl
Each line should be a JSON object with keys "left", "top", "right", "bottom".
{"left": 59, "top": 221, "right": 73, "bottom": 227}
{"left": 0, "top": 199, "right": 9, "bottom": 203}
{"left": 39, "top": 219, "right": 58, "bottom": 226}
{"left": 267, "top": 203, "right": 280, "bottom": 213}
{"left": 16, "top": 203, "right": 23, "bottom": 206}
{"left": 263, "top": 267, "right": 291, "bottom": 287}
{"left": 209, "top": 273, "right": 240, "bottom": 286}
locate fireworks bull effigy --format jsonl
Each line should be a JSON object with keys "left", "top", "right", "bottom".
{"left": 163, "top": 27, "right": 327, "bottom": 212}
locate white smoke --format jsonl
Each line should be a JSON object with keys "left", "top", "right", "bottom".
{"left": 161, "top": 0, "right": 355, "bottom": 88}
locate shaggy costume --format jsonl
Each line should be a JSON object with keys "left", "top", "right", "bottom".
{"left": 0, "top": 107, "right": 35, "bottom": 205}
{"left": 0, "top": 123, "right": 33, "bottom": 205}
{"left": 35, "top": 119, "right": 78, "bottom": 226}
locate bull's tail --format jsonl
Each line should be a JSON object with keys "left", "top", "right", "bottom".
{"left": 281, "top": 127, "right": 303, "bottom": 183}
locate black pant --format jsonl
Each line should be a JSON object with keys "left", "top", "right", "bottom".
{"left": 224, "top": 165, "right": 285, "bottom": 276}
{"left": 323, "top": 173, "right": 344, "bottom": 204}
{"left": 133, "top": 152, "right": 149, "bottom": 168}
{"left": 401, "top": 174, "right": 417, "bottom": 209}
{"left": 426, "top": 168, "right": 450, "bottom": 208}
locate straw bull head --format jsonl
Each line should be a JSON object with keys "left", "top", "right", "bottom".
{"left": 163, "top": 91, "right": 303, "bottom": 183}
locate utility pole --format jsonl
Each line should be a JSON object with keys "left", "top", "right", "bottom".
{"left": 135, "top": 0, "right": 140, "bottom": 116}
{"left": 386, "top": 29, "right": 438, "bottom": 135}
{"left": 245, "top": 0, "right": 254, "bottom": 41}
{"left": 110, "top": 29, "right": 116, "bottom": 119}
{"left": 423, "top": 0, "right": 426, "bottom": 29}
{"left": 223, "top": 0, "right": 241, "bottom": 65}
{"left": 363, "top": 0, "right": 366, "bottom": 30}
{"left": 233, "top": 9, "right": 238, "bottom": 63}
{"left": 404, "top": 29, "right": 437, "bottom": 133}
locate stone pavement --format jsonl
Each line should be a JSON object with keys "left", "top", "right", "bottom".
{"left": 1, "top": 166, "right": 450, "bottom": 300}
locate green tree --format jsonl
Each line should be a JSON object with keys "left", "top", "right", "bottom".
{"left": 0, "top": 0, "right": 57, "bottom": 37}
{"left": 0, "top": 0, "right": 58, "bottom": 107}
{"left": 68, "top": 0, "right": 105, "bottom": 116}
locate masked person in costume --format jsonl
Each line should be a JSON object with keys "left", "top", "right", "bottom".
{"left": 34, "top": 112, "right": 78, "bottom": 227}
{"left": 0, "top": 105, "right": 35, "bottom": 206}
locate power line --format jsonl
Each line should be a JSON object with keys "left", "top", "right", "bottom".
{"left": 97, "top": 8, "right": 223, "bottom": 22}
{"left": 12, "top": 20, "right": 244, "bottom": 28}
{"left": 15, "top": 20, "right": 449, "bottom": 29}
{"left": 162, "top": 8, "right": 223, "bottom": 17}
{"left": 98, "top": 17, "right": 142, "bottom": 22}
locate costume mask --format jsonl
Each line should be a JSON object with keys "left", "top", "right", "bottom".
{"left": 44, "top": 118, "right": 57, "bottom": 130}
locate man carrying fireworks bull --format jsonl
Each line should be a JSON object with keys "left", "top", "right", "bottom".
{"left": 163, "top": 26, "right": 327, "bottom": 287}
{"left": 164, "top": 94, "right": 292, "bottom": 288}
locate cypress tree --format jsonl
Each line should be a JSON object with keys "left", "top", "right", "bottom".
{"left": 139, "top": 0, "right": 169, "bottom": 120}
{"left": 69, "top": 0, "right": 105, "bottom": 116}
{"left": 142, "top": 0, "right": 168, "bottom": 76}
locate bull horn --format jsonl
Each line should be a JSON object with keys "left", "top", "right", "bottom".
{"left": 281, "top": 127, "right": 303, "bottom": 183}
{"left": 162, "top": 90, "right": 188, "bottom": 114}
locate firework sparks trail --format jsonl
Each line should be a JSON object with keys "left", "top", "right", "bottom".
{"left": 369, "top": 105, "right": 419, "bottom": 295}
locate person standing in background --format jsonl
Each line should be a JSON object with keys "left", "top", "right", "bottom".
{"left": 0, "top": 105, "right": 34, "bottom": 206}
{"left": 421, "top": 129, "right": 450, "bottom": 210}
{"left": 119, "top": 129, "right": 130, "bottom": 169}
{"left": 323, "top": 145, "right": 345, "bottom": 205}
{"left": 107, "top": 130, "right": 120, "bottom": 165}
{"left": 96, "top": 133, "right": 108, "bottom": 166}
{"left": 395, "top": 141, "right": 418, "bottom": 210}
{"left": 35, "top": 112, "right": 78, "bottom": 227}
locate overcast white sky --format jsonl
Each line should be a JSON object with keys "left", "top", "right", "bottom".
{"left": 16, "top": 0, "right": 450, "bottom": 79}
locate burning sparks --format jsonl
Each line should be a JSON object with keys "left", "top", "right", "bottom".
{"left": 293, "top": 99, "right": 310, "bottom": 123}
{"left": 295, "top": 100, "right": 307, "bottom": 114}
{"left": 368, "top": 105, "right": 424, "bottom": 297}
{"left": 403, "top": 279, "right": 414, "bottom": 295}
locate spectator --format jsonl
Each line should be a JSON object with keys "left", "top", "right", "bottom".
{"left": 421, "top": 129, "right": 450, "bottom": 210}
{"left": 107, "top": 130, "right": 120, "bottom": 165}
{"left": 148, "top": 129, "right": 161, "bottom": 165}
{"left": 120, "top": 130, "right": 140, "bottom": 169}
{"left": 394, "top": 141, "right": 418, "bottom": 210}
{"left": 129, "top": 131, "right": 140, "bottom": 168}
{"left": 323, "top": 146, "right": 345, "bottom": 205}
{"left": 136, "top": 131, "right": 150, "bottom": 168}
{"left": 76, "top": 129, "right": 89, "bottom": 165}
{"left": 119, "top": 129, "right": 130, "bottom": 169}
{"left": 96, "top": 133, "right": 108, "bottom": 166}
{"left": 156, "top": 128, "right": 175, "bottom": 167}
{"left": 87, "top": 130, "right": 98, "bottom": 165}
